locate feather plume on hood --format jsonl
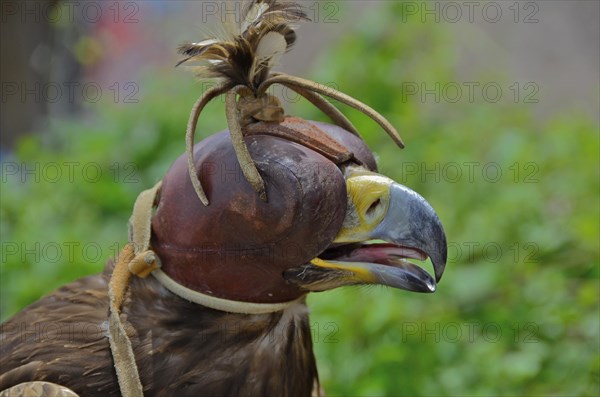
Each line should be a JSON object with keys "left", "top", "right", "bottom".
{"left": 177, "top": 0, "right": 309, "bottom": 91}
{"left": 176, "top": 0, "right": 404, "bottom": 206}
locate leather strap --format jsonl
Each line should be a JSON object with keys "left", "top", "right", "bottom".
{"left": 243, "top": 117, "right": 354, "bottom": 165}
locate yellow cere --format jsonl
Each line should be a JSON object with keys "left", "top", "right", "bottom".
{"left": 334, "top": 173, "right": 393, "bottom": 243}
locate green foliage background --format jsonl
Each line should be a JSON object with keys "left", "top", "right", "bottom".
{"left": 1, "top": 3, "right": 598, "bottom": 396}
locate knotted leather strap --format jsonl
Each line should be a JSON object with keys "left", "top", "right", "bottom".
{"left": 108, "top": 182, "right": 162, "bottom": 397}
{"left": 107, "top": 244, "right": 143, "bottom": 397}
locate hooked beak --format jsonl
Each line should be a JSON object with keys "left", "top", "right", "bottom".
{"left": 284, "top": 167, "right": 447, "bottom": 293}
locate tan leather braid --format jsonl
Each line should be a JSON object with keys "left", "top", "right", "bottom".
{"left": 186, "top": 84, "right": 230, "bottom": 206}
{"left": 258, "top": 73, "right": 405, "bottom": 149}
{"left": 128, "top": 181, "right": 163, "bottom": 276}
{"left": 107, "top": 243, "right": 143, "bottom": 397}
{"left": 108, "top": 182, "right": 162, "bottom": 397}
{"left": 237, "top": 93, "right": 285, "bottom": 126}
{"left": 225, "top": 86, "right": 268, "bottom": 202}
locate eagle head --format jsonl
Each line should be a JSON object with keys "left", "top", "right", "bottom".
{"left": 150, "top": 117, "right": 447, "bottom": 306}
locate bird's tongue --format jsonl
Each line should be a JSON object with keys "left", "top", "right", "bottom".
{"left": 334, "top": 243, "right": 428, "bottom": 264}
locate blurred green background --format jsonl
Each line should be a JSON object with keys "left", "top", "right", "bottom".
{"left": 1, "top": 1, "right": 598, "bottom": 396}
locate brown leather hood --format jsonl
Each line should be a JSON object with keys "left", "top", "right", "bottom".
{"left": 151, "top": 118, "right": 377, "bottom": 303}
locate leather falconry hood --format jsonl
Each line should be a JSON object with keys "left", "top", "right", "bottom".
{"left": 151, "top": 117, "right": 379, "bottom": 303}
{"left": 144, "top": 0, "right": 402, "bottom": 306}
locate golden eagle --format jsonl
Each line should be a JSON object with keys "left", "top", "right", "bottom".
{"left": 0, "top": 2, "right": 447, "bottom": 396}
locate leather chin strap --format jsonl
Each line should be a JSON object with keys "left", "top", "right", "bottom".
{"left": 152, "top": 269, "right": 304, "bottom": 314}
{"left": 108, "top": 182, "right": 304, "bottom": 397}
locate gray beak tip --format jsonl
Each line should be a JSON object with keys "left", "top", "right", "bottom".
{"left": 378, "top": 183, "right": 448, "bottom": 286}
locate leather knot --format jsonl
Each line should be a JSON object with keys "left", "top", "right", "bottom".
{"left": 128, "top": 250, "right": 161, "bottom": 278}
{"left": 237, "top": 94, "right": 285, "bottom": 126}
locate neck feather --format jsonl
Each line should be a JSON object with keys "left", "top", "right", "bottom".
{"left": 122, "top": 274, "right": 319, "bottom": 396}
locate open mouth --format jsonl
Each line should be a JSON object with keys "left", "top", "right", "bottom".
{"left": 284, "top": 170, "right": 447, "bottom": 294}
{"left": 317, "top": 242, "right": 437, "bottom": 293}
{"left": 284, "top": 240, "right": 440, "bottom": 294}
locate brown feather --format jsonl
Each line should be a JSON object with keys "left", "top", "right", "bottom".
{"left": 0, "top": 261, "right": 318, "bottom": 396}
{"left": 176, "top": 0, "right": 309, "bottom": 90}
